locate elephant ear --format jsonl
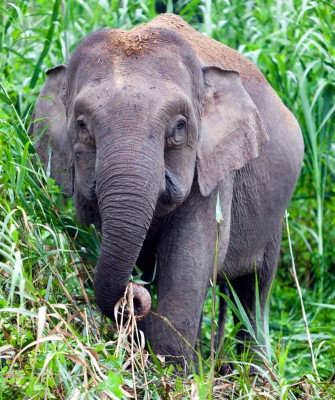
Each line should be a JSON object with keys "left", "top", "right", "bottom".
{"left": 29, "top": 64, "right": 73, "bottom": 197}
{"left": 196, "top": 66, "right": 269, "bottom": 197}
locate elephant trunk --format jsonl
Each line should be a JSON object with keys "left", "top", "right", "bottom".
{"left": 94, "top": 135, "right": 162, "bottom": 320}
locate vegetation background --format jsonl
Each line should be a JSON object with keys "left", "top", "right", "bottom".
{"left": 0, "top": 0, "right": 334, "bottom": 398}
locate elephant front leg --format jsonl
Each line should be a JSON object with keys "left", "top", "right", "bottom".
{"left": 148, "top": 234, "right": 215, "bottom": 368}
{"left": 144, "top": 189, "right": 232, "bottom": 369}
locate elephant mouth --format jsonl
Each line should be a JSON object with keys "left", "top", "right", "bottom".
{"left": 155, "top": 171, "right": 184, "bottom": 216}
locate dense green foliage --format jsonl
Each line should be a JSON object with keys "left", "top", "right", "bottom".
{"left": 1, "top": 0, "right": 334, "bottom": 398}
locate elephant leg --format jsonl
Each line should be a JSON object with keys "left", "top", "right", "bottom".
{"left": 191, "top": 309, "right": 204, "bottom": 373}
{"left": 230, "top": 225, "right": 282, "bottom": 362}
{"left": 152, "top": 235, "right": 215, "bottom": 367}
{"left": 143, "top": 198, "right": 224, "bottom": 369}
{"left": 196, "top": 310, "right": 203, "bottom": 356}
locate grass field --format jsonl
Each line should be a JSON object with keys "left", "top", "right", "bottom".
{"left": 1, "top": 0, "right": 335, "bottom": 398}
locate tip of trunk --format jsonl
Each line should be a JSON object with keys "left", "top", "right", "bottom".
{"left": 131, "top": 283, "right": 152, "bottom": 320}
{"left": 114, "top": 282, "right": 151, "bottom": 321}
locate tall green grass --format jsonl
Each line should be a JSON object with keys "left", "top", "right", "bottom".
{"left": 1, "top": 0, "right": 335, "bottom": 398}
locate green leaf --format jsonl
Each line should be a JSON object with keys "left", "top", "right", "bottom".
{"left": 106, "top": 370, "right": 123, "bottom": 398}
{"left": 30, "top": 0, "right": 62, "bottom": 88}
{"left": 0, "top": 92, "right": 12, "bottom": 105}
{"left": 16, "top": 141, "right": 30, "bottom": 193}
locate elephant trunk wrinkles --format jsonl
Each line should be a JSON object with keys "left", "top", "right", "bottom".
{"left": 94, "top": 139, "right": 161, "bottom": 320}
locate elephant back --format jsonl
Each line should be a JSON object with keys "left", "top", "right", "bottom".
{"left": 141, "top": 13, "right": 268, "bottom": 89}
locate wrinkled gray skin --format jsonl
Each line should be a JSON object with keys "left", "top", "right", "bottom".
{"left": 30, "top": 15, "right": 303, "bottom": 368}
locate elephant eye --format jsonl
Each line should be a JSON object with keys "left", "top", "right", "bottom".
{"left": 76, "top": 116, "right": 95, "bottom": 146}
{"left": 166, "top": 117, "right": 187, "bottom": 148}
{"left": 175, "top": 119, "right": 186, "bottom": 131}
{"left": 76, "top": 117, "right": 87, "bottom": 131}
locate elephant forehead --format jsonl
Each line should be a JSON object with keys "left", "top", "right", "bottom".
{"left": 109, "top": 55, "right": 192, "bottom": 91}
{"left": 68, "top": 53, "right": 193, "bottom": 102}
{"left": 72, "top": 27, "right": 197, "bottom": 77}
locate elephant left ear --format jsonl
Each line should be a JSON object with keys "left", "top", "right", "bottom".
{"left": 196, "top": 66, "right": 269, "bottom": 197}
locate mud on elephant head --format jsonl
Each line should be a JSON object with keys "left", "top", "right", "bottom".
{"left": 30, "top": 14, "right": 303, "bottom": 365}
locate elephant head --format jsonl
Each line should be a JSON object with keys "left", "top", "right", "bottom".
{"left": 30, "top": 26, "right": 268, "bottom": 320}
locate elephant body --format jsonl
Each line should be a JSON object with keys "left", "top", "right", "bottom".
{"left": 30, "top": 14, "right": 303, "bottom": 368}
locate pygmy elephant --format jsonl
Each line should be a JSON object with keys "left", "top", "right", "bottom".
{"left": 30, "top": 14, "right": 304, "bottom": 367}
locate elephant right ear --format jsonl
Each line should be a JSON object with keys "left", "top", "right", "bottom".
{"left": 29, "top": 64, "right": 73, "bottom": 197}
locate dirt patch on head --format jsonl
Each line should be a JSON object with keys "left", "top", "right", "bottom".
{"left": 107, "top": 28, "right": 160, "bottom": 56}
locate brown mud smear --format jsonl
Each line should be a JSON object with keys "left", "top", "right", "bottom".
{"left": 107, "top": 29, "right": 159, "bottom": 57}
